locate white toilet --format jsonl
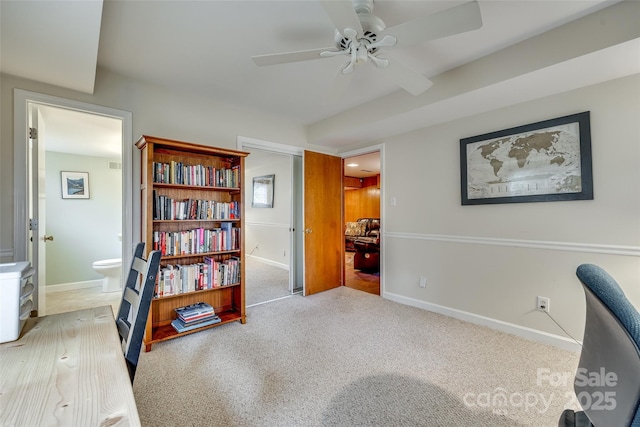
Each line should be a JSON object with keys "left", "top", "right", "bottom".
{"left": 92, "top": 258, "right": 122, "bottom": 293}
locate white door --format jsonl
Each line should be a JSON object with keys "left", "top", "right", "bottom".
{"left": 27, "top": 103, "right": 48, "bottom": 315}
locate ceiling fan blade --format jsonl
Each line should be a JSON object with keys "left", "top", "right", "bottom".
{"left": 252, "top": 47, "right": 339, "bottom": 66}
{"left": 323, "top": 66, "right": 354, "bottom": 104}
{"left": 319, "top": 0, "right": 363, "bottom": 36}
{"left": 378, "top": 54, "right": 433, "bottom": 96}
{"left": 381, "top": 1, "right": 482, "bottom": 49}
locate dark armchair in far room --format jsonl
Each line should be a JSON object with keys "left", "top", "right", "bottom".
{"left": 558, "top": 264, "right": 640, "bottom": 427}
{"left": 345, "top": 218, "right": 380, "bottom": 252}
{"left": 344, "top": 218, "right": 380, "bottom": 272}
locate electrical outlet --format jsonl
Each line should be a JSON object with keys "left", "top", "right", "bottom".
{"left": 537, "top": 296, "right": 550, "bottom": 313}
{"left": 419, "top": 276, "right": 427, "bottom": 288}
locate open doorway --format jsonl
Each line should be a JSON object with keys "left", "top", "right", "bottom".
{"left": 37, "top": 106, "right": 124, "bottom": 315}
{"left": 343, "top": 151, "right": 381, "bottom": 295}
{"left": 13, "top": 89, "right": 132, "bottom": 317}
{"left": 243, "top": 146, "right": 303, "bottom": 306}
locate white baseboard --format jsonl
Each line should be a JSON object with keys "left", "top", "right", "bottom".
{"left": 46, "top": 280, "right": 101, "bottom": 294}
{"left": 383, "top": 291, "right": 582, "bottom": 354}
{"left": 247, "top": 255, "right": 289, "bottom": 271}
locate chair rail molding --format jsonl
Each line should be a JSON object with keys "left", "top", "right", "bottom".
{"left": 245, "top": 221, "right": 290, "bottom": 228}
{"left": 385, "top": 232, "right": 640, "bottom": 257}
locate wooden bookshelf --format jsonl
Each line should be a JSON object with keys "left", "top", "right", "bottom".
{"left": 136, "top": 135, "right": 248, "bottom": 351}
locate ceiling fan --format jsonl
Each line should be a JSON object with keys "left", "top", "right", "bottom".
{"left": 252, "top": 0, "right": 483, "bottom": 102}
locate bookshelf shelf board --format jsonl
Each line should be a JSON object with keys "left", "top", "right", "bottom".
{"left": 159, "top": 250, "right": 241, "bottom": 261}
{"left": 149, "top": 309, "right": 244, "bottom": 343}
{"left": 152, "top": 182, "right": 241, "bottom": 191}
{"left": 153, "top": 219, "right": 240, "bottom": 224}
{"left": 153, "top": 283, "right": 241, "bottom": 301}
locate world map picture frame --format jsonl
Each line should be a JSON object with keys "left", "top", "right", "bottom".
{"left": 460, "top": 111, "right": 593, "bottom": 205}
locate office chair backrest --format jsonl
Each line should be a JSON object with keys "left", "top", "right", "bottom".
{"left": 574, "top": 264, "right": 640, "bottom": 427}
{"left": 116, "top": 242, "right": 161, "bottom": 383}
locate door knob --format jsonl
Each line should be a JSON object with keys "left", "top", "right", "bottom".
{"left": 304, "top": 228, "right": 312, "bottom": 234}
{"left": 43, "top": 235, "right": 54, "bottom": 242}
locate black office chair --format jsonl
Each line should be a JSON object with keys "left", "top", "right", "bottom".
{"left": 116, "top": 242, "right": 161, "bottom": 383}
{"left": 559, "top": 264, "right": 640, "bottom": 427}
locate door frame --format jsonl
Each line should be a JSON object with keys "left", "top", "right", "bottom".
{"left": 238, "top": 136, "right": 385, "bottom": 297}
{"left": 340, "top": 143, "right": 385, "bottom": 296}
{"left": 13, "top": 89, "right": 133, "bottom": 314}
{"left": 237, "top": 136, "right": 305, "bottom": 294}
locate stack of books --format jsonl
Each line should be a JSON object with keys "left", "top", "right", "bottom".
{"left": 171, "top": 302, "right": 220, "bottom": 333}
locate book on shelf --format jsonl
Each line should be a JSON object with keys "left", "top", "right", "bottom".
{"left": 171, "top": 316, "right": 221, "bottom": 333}
{"left": 152, "top": 226, "right": 240, "bottom": 257}
{"left": 172, "top": 301, "right": 219, "bottom": 333}
{"left": 157, "top": 258, "right": 240, "bottom": 297}
{"left": 174, "top": 302, "right": 215, "bottom": 322}
{"left": 153, "top": 161, "right": 240, "bottom": 188}
{"left": 153, "top": 193, "right": 242, "bottom": 221}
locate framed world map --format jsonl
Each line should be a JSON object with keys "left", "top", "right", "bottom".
{"left": 460, "top": 111, "right": 593, "bottom": 205}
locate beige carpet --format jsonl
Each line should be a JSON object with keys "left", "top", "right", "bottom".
{"left": 245, "top": 256, "right": 291, "bottom": 306}
{"left": 134, "top": 287, "right": 580, "bottom": 426}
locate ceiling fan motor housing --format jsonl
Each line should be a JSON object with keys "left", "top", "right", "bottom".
{"left": 335, "top": 0, "right": 386, "bottom": 51}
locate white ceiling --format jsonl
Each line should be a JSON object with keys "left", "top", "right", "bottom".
{"left": 2, "top": 0, "right": 638, "bottom": 154}
{"left": 37, "top": 105, "right": 123, "bottom": 158}
{"left": 344, "top": 151, "right": 381, "bottom": 178}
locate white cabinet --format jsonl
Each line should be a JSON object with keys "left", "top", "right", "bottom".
{"left": 0, "top": 262, "right": 35, "bottom": 343}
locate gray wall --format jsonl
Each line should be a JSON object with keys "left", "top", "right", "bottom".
{"left": 244, "top": 149, "right": 292, "bottom": 268}
{"left": 1, "top": 67, "right": 638, "bottom": 348}
{"left": 45, "top": 151, "right": 122, "bottom": 285}
{"left": 382, "top": 74, "right": 640, "bottom": 343}
{"left": 0, "top": 67, "right": 319, "bottom": 263}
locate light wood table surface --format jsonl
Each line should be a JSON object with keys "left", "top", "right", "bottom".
{"left": 0, "top": 305, "right": 141, "bottom": 426}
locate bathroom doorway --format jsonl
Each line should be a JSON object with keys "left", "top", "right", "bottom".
{"left": 14, "top": 90, "right": 132, "bottom": 316}
{"left": 39, "top": 106, "right": 124, "bottom": 315}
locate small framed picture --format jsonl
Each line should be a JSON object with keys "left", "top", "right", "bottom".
{"left": 252, "top": 174, "right": 274, "bottom": 208}
{"left": 61, "top": 171, "right": 90, "bottom": 199}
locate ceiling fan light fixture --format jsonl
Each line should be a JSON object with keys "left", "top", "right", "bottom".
{"left": 252, "top": 0, "right": 483, "bottom": 100}
{"left": 368, "top": 55, "right": 389, "bottom": 69}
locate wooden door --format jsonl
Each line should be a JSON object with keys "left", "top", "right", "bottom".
{"left": 303, "top": 151, "right": 343, "bottom": 296}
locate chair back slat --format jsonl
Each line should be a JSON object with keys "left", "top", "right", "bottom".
{"left": 131, "top": 257, "right": 147, "bottom": 275}
{"left": 122, "top": 287, "right": 139, "bottom": 307}
{"left": 116, "top": 318, "right": 131, "bottom": 343}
